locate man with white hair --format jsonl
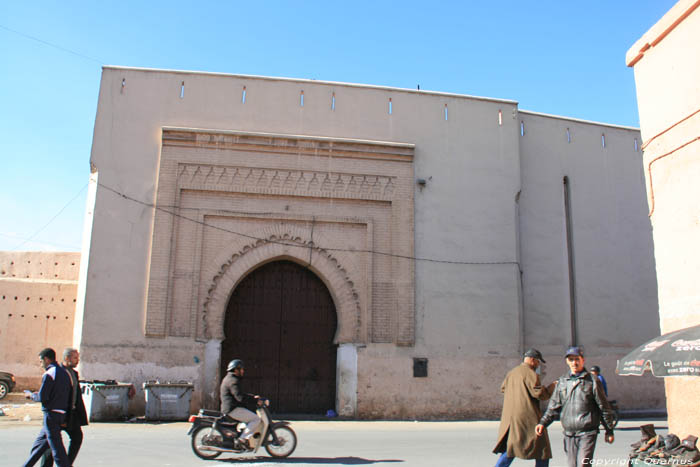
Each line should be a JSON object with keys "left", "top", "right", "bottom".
{"left": 40, "top": 348, "right": 88, "bottom": 467}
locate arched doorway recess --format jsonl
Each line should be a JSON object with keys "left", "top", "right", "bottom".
{"left": 220, "top": 260, "right": 338, "bottom": 414}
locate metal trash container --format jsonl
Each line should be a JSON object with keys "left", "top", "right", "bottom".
{"left": 143, "top": 381, "right": 194, "bottom": 421}
{"left": 81, "top": 381, "right": 131, "bottom": 422}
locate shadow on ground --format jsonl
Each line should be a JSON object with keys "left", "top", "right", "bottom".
{"left": 617, "top": 426, "right": 668, "bottom": 431}
{"left": 217, "top": 456, "right": 403, "bottom": 464}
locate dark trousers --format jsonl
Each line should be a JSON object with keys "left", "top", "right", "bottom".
{"left": 40, "top": 425, "right": 83, "bottom": 467}
{"left": 563, "top": 431, "right": 598, "bottom": 467}
{"left": 22, "top": 412, "right": 70, "bottom": 467}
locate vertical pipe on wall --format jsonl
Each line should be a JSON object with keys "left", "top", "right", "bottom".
{"left": 563, "top": 176, "right": 578, "bottom": 346}
{"left": 514, "top": 190, "right": 525, "bottom": 356}
{"left": 513, "top": 112, "right": 525, "bottom": 356}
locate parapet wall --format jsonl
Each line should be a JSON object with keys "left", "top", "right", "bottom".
{"left": 0, "top": 251, "right": 80, "bottom": 389}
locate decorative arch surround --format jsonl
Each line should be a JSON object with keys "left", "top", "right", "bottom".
{"left": 200, "top": 225, "right": 366, "bottom": 344}
{"left": 145, "top": 127, "right": 415, "bottom": 346}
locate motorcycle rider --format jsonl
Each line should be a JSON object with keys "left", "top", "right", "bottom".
{"left": 220, "top": 359, "right": 262, "bottom": 448}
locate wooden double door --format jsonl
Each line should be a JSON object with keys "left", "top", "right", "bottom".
{"left": 220, "top": 260, "right": 338, "bottom": 414}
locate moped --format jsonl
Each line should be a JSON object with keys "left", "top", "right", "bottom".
{"left": 187, "top": 398, "right": 297, "bottom": 460}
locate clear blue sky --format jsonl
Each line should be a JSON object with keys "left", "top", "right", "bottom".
{"left": 0, "top": 1, "right": 676, "bottom": 251}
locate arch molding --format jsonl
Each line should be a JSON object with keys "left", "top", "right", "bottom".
{"left": 201, "top": 228, "right": 365, "bottom": 344}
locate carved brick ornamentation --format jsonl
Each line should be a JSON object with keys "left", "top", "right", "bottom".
{"left": 177, "top": 164, "right": 397, "bottom": 201}
{"left": 201, "top": 232, "right": 363, "bottom": 343}
{"left": 146, "top": 127, "right": 415, "bottom": 346}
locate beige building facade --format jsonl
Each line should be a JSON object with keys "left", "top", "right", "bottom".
{"left": 627, "top": 0, "right": 700, "bottom": 437}
{"left": 75, "top": 66, "right": 663, "bottom": 418}
{"left": 0, "top": 252, "right": 80, "bottom": 389}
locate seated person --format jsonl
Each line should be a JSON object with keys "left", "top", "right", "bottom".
{"left": 220, "top": 359, "right": 261, "bottom": 447}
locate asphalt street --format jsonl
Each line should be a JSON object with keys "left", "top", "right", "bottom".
{"left": 0, "top": 419, "right": 666, "bottom": 467}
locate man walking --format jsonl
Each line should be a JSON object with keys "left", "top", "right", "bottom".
{"left": 589, "top": 366, "right": 608, "bottom": 397}
{"left": 536, "top": 347, "right": 615, "bottom": 467}
{"left": 493, "top": 348, "right": 556, "bottom": 467}
{"left": 22, "top": 348, "right": 71, "bottom": 467}
{"left": 41, "top": 348, "right": 88, "bottom": 467}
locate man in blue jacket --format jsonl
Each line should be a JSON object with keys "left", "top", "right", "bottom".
{"left": 22, "top": 348, "right": 72, "bottom": 467}
{"left": 589, "top": 366, "right": 608, "bottom": 397}
{"left": 41, "top": 348, "right": 89, "bottom": 467}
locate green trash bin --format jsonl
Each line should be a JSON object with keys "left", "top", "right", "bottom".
{"left": 143, "top": 381, "right": 194, "bottom": 421}
{"left": 81, "top": 381, "right": 131, "bottom": 422}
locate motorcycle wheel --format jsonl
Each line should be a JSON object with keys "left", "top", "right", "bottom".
{"left": 191, "top": 426, "right": 223, "bottom": 460}
{"left": 264, "top": 426, "right": 297, "bottom": 458}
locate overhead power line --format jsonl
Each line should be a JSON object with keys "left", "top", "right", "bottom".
{"left": 11, "top": 184, "right": 88, "bottom": 251}
{"left": 0, "top": 232, "right": 81, "bottom": 251}
{"left": 0, "top": 24, "right": 103, "bottom": 64}
{"left": 98, "top": 182, "right": 520, "bottom": 267}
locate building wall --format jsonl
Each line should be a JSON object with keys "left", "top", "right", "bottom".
{"left": 77, "top": 66, "right": 662, "bottom": 417}
{"left": 0, "top": 252, "right": 80, "bottom": 389}
{"left": 627, "top": 0, "right": 700, "bottom": 438}
{"left": 518, "top": 112, "right": 664, "bottom": 409}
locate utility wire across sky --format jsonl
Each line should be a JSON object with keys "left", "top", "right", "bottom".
{"left": 98, "top": 182, "right": 520, "bottom": 267}
{"left": 0, "top": 24, "right": 104, "bottom": 64}
{"left": 10, "top": 184, "right": 88, "bottom": 251}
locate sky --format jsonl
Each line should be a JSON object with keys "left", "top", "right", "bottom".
{"left": 0, "top": 1, "right": 676, "bottom": 252}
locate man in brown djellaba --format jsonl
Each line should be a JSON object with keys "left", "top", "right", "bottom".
{"left": 493, "top": 348, "right": 557, "bottom": 467}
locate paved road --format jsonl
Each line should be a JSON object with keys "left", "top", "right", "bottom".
{"left": 0, "top": 419, "right": 666, "bottom": 466}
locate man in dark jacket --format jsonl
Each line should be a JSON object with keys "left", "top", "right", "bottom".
{"left": 536, "top": 347, "right": 615, "bottom": 467}
{"left": 220, "top": 359, "right": 261, "bottom": 447}
{"left": 22, "top": 348, "right": 71, "bottom": 467}
{"left": 41, "top": 348, "right": 89, "bottom": 467}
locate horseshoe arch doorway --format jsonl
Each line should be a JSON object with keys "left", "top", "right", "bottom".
{"left": 220, "top": 260, "right": 338, "bottom": 414}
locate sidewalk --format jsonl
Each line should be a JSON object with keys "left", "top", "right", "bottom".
{"left": 0, "top": 393, "right": 42, "bottom": 425}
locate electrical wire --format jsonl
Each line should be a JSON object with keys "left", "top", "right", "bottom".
{"left": 11, "top": 184, "right": 88, "bottom": 251}
{"left": 641, "top": 108, "right": 700, "bottom": 151}
{"left": 640, "top": 108, "right": 700, "bottom": 218}
{"left": 0, "top": 24, "right": 103, "bottom": 64}
{"left": 0, "top": 232, "right": 81, "bottom": 251}
{"left": 647, "top": 136, "right": 700, "bottom": 217}
{"left": 0, "top": 18, "right": 517, "bottom": 266}
{"left": 98, "top": 182, "right": 519, "bottom": 267}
